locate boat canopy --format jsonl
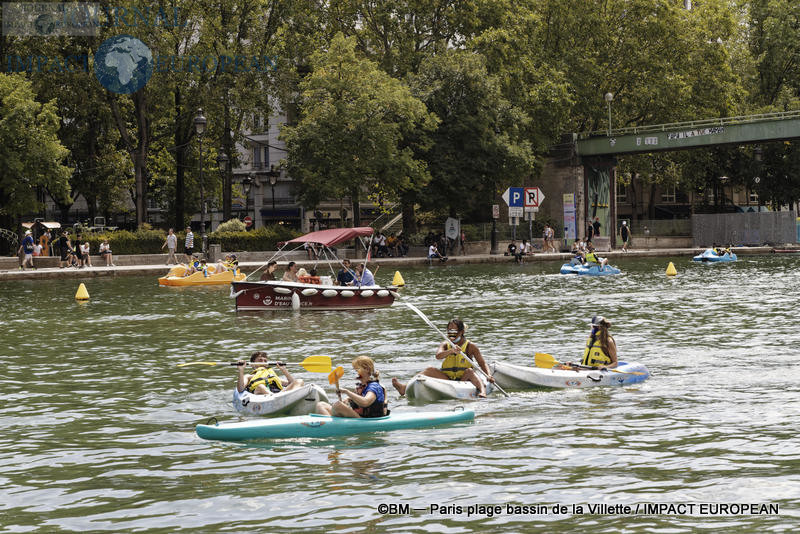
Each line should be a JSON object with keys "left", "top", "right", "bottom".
{"left": 280, "top": 227, "right": 374, "bottom": 247}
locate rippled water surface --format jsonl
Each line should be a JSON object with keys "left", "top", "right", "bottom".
{"left": 2, "top": 255, "right": 799, "bottom": 532}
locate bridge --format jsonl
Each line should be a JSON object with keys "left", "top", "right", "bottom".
{"left": 575, "top": 110, "right": 800, "bottom": 157}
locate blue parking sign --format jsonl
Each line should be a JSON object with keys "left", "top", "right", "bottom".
{"left": 502, "top": 187, "right": 525, "bottom": 207}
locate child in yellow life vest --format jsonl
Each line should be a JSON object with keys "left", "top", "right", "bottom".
{"left": 391, "top": 318, "right": 494, "bottom": 398}
{"left": 580, "top": 316, "right": 618, "bottom": 368}
{"left": 236, "top": 351, "right": 304, "bottom": 395}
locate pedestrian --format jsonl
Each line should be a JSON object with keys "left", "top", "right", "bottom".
{"left": 38, "top": 230, "right": 50, "bottom": 256}
{"left": 592, "top": 217, "right": 601, "bottom": 237}
{"left": 18, "top": 230, "right": 35, "bottom": 270}
{"left": 460, "top": 230, "right": 466, "bottom": 255}
{"left": 72, "top": 234, "right": 84, "bottom": 268}
{"left": 58, "top": 231, "right": 71, "bottom": 268}
{"left": 184, "top": 226, "right": 194, "bottom": 263}
{"left": 163, "top": 228, "right": 178, "bottom": 265}
{"left": 586, "top": 222, "right": 594, "bottom": 243}
{"left": 619, "top": 221, "right": 630, "bottom": 252}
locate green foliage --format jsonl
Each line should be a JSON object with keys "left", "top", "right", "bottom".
{"left": 215, "top": 219, "right": 248, "bottom": 233}
{"left": 209, "top": 226, "right": 301, "bottom": 252}
{"left": 77, "top": 229, "right": 166, "bottom": 255}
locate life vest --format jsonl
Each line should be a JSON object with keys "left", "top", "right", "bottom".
{"left": 581, "top": 334, "right": 612, "bottom": 367}
{"left": 441, "top": 339, "right": 472, "bottom": 380}
{"left": 349, "top": 380, "right": 388, "bottom": 418}
{"left": 246, "top": 367, "right": 283, "bottom": 394}
{"left": 298, "top": 275, "right": 321, "bottom": 284}
{"left": 585, "top": 252, "right": 600, "bottom": 264}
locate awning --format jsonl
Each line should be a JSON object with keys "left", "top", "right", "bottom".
{"left": 22, "top": 221, "right": 62, "bottom": 229}
{"left": 280, "top": 227, "right": 374, "bottom": 247}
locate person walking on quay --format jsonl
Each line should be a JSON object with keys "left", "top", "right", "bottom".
{"left": 592, "top": 217, "right": 601, "bottom": 237}
{"left": 39, "top": 230, "right": 50, "bottom": 256}
{"left": 18, "top": 230, "right": 35, "bottom": 270}
{"left": 163, "top": 228, "right": 178, "bottom": 265}
{"left": 184, "top": 227, "right": 194, "bottom": 263}
{"left": 58, "top": 231, "right": 71, "bottom": 268}
{"left": 619, "top": 221, "right": 630, "bottom": 252}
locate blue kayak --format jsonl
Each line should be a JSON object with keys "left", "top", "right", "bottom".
{"left": 560, "top": 263, "right": 621, "bottom": 276}
{"left": 692, "top": 249, "right": 737, "bottom": 262}
{"left": 196, "top": 409, "right": 475, "bottom": 441}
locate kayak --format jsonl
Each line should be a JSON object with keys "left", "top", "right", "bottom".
{"left": 158, "top": 264, "right": 247, "bottom": 286}
{"left": 491, "top": 360, "right": 650, "bottom": 389}
{"left": 404, "top": 374, "right": 493, "bottom": 402}
{"left": 560, "top": 263, "right": 621, "bottom": 276}
{"left": 233, "top": 384, "right": 329, "bottom": 417}
{"left": 692, "top": 249, "right": 737, "bottom": 262}
{"left": 196, "top": 409, "right": 475, "bottom": 441}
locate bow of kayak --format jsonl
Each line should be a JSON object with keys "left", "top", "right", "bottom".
{"left": 196, "top": 409, "right": 475, "bottom": 442}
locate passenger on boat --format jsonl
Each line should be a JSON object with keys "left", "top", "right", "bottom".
{"left": 392, "top": 318, "right": 493, "bottom": 398}
{"left": 354, "top": 263, "right": 375, "bottom": 286}
{"left": 336, "top": 258, "right": 356, "bottom": 285}
{"left": 237, "top": 351, "right": 304, "bottom": 395}
{"left": 563, "top": 316, "right": 618, "bottom": 370}
{"left": 584, "top": 244, "right": 608, "bottom": 267}
{"left": 282, "top": 261, "right": 299, "bottom": 282}
{"left": 316, "top": 356, "right": 388, "bottom": 418}
{"left": 185, "top": 255, "right": 201, "bottom": 276}
{"left": 297, "top": 267, "right": 321, "bottom": 284}
{"left": 260, "top": 260, "right": 278, "bottom": 281}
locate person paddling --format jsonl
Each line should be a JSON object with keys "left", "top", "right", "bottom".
{"left": 237, "top": 351, "right": 304, "bottom": 395}
{"left": 565, "top": 315, "right": 618, "bottom": 370}
{"left": 392, "top": 318, "right": 493, "bottom": 398}
{"left": 316, "top": 356, "right": 388, "bottom": 418}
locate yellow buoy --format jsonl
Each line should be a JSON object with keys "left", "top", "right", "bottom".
{"left": 666, "top": 262, "right": 677, "bottom": 276}
{"left": 392, "top": 271, "right": 405, "bottom": 287}
{"left": 75, "top": 283, "right": 90, "bottom": 300}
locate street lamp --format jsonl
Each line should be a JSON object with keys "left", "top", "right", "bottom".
{"left": 604, "top": 92, "right": 614, "bottom": 136}
{"left": 194, "top": 108, "right": 207, "bottom": 254}
{"left": 217, "top": 152, "right": 229, "bottom": 221}
{"left": 242, "top": 174, "right": 254, "bottom": 230}
{"left": 266, "top": 164, "right": 280, "bottom": 220}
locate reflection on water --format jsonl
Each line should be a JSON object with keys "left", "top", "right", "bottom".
{"left": 1, "top": 255, "right": 799, "bottom": 531}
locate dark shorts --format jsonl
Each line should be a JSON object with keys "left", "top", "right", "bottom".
{"left": 60, "top": 251, "right": 69, "bottom": 261}
{"left": 100, "top": 250, "right": 111, "bottom": 255}
{"left": 185, "top": 247, "right": 193, "bottom": 256}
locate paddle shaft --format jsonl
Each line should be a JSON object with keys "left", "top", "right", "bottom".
{"left": 403, "top": 302, "right": 509, "bottom": 397}
{"left": 535, "top": 353, "right": 645, "bottom": 376}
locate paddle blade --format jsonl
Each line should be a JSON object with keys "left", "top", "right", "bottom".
{"left": 328, "top": 366, "right": 344, "bottom": 385}
{"left": 301, "top": 355, "right": 332, "bottom": 373}
{"left": 534, "top": 352, "right": 558, "bottom": 369}
{"left": 176, "top": 361, "right": 222, "bottom": 367}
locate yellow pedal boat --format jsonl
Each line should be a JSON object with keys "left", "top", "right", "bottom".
{"left": 158, "top": 264, "right": 246, "bottom": 286}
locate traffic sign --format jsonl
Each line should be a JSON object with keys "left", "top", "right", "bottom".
{"left": 502, "top": 187, "right": 525, "bottom": 207}
{"left": 492, "top": 204, "right": 500, "bottom": 219}
{"left": 508, "top": 206, "right": 524, "bottom": 218}
{"left": 243, "top": 216, "right": 253, "bottom": 227}
{"left": 524, "top": 187, "right": 545, "bottom": 207}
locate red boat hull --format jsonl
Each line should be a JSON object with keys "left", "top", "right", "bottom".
{"left": 232, "top": 281, "right": 397, "bottom": 311}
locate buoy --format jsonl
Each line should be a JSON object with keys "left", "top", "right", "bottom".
{"left": 392, "top": 271, "right": 405, "bottom": 287}
{"left": 75, "top": 283, "right": 90, "bottom": 300}
{"left": 666, "top": 262, "right": 677, "bottom": 276}
{"left": 291, "top": 292, "right": 300, "bottom": 311}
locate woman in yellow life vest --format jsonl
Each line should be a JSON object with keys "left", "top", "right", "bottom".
{"left": 236, "top": 351, "right": 304, "bottom": 395}
{"left": 584, "top": 244, "right": 608, "bottom": 267}
{"left": 391, "top": 318, "right": 494, "bottom": 398}
{"left": 581, "top": 316, "right": 618, "bottom": 368}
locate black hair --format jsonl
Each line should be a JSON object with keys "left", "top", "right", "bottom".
{"left": 250, "top": 351, "right": 268, "bottom": 362}
{"left": 447, "top": 318, "right": 465, "bottom": 332}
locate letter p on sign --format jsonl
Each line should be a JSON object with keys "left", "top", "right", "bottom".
{"left": 524, "top": 187, "right": 544, "bottom": 208}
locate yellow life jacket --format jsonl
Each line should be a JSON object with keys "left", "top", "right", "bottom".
{"left": 441, "top": 339, "right": 472, "bottom": 380}
{"left": 585, "top": 252, "right": 600, "bottom": 264}
{"left": 581, "top": 334, "right": 612, "bottom": 367}
{"left": 246, "top": 366, "right": 283, "bottom": 393}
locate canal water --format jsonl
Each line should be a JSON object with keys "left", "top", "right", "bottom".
{"left": 1, "top": 255, "right": 798, "bottom": 532}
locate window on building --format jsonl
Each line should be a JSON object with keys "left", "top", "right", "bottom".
{"left": 263, "top": 146, "right": 270, "bottom": 168}
{"left": 253, "top": 144, "right": 261, "bottom": 167}
{"left": 661, "top": 184, "right": 676, "bottom": 203}
{"left": 616, "top": 181, "right": 627, "bottom": 202}
{"left": 253, "top": 114, "right": 261, "bottom": 130}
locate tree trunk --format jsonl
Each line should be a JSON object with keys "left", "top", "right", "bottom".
{"left": 133, "top": 91, "right": 149, "bottom": 227}
{"left": 351, "top": 188, "right": 361, "bottom": 228}
{"left": 174, "top": 87, "right": 185, "bottom": 229}
{"left": 401, "top": 193, "right": 417, "bottom": 235}
{"left": 647, "top": 183, "right": 657, "bottom": 220}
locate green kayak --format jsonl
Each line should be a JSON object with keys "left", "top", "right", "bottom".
{"left": 196, "top": 409, "right": 475, "bottom": 442}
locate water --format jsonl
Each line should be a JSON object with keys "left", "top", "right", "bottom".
{"left": 1, "top": 255, "right": 798, "bottom": 532}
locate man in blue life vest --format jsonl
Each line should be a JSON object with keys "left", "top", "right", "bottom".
{"left": 236, "top": 351, "right": 304, "bottom": 395}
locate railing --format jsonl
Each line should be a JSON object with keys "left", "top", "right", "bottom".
{"left": 580, "top": 109, "right": 800, "bottom": 138}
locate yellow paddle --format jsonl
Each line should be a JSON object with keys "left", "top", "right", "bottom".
{"left": 177, "top": 354, "right": 332, "bottom": 373}
{"left": 328, "top": 366, "right": 344, "bottom": 400}
{"left": 534, "top": 352, "right": 646, "bottom": 375}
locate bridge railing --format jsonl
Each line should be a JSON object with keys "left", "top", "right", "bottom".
{"left": 579, "top": 110, "right": 800, "bottom": 138}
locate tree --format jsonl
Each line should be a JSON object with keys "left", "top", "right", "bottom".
{"left": 0, "top": 75, "right": 71, "bottom": 228}
{"left": 281, "top": 33, "right": 437, "bottom": 226}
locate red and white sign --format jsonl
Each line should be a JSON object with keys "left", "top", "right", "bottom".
{"left": 243, "top": 216, "right": 253, "bottom": 228}
{"left": 524, "top": 187, "right": 545, "bottom": 207}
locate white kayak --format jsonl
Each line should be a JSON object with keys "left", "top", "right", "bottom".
{"left": 404, "top": 374, "right": 493, "bottom": 402}
{"left": 233, "top": 384, "right": 329, "bottom": 416}
{"left": 491, "top": 360, "right": 650, "bottom": 389}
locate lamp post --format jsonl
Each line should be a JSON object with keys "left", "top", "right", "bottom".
{"left": 242, "top": 174, "right": 253, "bottom": 230}
{"left": 194, "top": 109, "right": 207, "bottom": 254}
{"left": 217, "top": 152, "right": 229, "bottom": 221}
{"left": 604, "top": 92, "right": 614, "bottom": 136}
{"left": 266, "top": 164, "right": 280, "bottom": 219}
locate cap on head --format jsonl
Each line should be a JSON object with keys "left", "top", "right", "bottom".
{"left": 25, "top": 230, "right": 31, "bottom": 235}
{"left": 590, "top": 315, "right": 610, "bottom": 328}
{"left": 622, "top": 221, "right": 626, "bottom": 225}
